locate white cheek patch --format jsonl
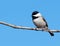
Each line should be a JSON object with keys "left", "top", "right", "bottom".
{"left": 33, "top": 13, "right": 42, "bottom": 17}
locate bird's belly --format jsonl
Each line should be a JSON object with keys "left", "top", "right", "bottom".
{"left": 34, "top": 21, "right": 45, "bottom": 28}
{"left": 33, "top": 18, "right": 46, "bottom": 28}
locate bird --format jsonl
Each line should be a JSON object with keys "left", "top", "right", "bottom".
{"left": 32, "top": 11, "right": 54, "bottom": 36}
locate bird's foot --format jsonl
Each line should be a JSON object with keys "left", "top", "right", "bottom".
{"left": 35, "top": 28, "right": 43, "bottom": 31}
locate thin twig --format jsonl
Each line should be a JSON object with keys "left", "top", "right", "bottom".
{"left": 0, "top": 21, "right": 60, "bottom": 33}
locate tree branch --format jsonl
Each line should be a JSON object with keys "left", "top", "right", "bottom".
{"left": 0, "top": 21, "right": 60, "bottom": 33}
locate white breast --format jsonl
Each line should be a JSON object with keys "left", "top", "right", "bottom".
{"left": 33, "top": 17, "right": 46, "bottom": 28}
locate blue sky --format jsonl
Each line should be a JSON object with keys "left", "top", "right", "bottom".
{"left": 0, "top": 0, "right": 60, "bottom": 46}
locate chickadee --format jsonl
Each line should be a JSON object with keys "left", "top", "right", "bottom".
{"left": 32, "top": 11, "right": 54, "bottom": 36}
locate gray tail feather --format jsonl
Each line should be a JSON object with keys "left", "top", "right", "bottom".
{"left": 48, "top": 31, "right": 54, "bottom": 36}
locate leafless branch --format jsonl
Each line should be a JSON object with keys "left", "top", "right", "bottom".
{"left": 0, "top": 21, "right": 60, "bottom": 33}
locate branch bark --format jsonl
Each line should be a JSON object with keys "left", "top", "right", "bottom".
{"left": 0, "top": 21, "right": 60, "bottom": 33}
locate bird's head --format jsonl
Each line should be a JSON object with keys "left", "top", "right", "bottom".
{"left": 32, "top": 11, "right": 42, "bottom": 19}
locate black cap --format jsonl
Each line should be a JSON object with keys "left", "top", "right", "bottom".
{"left": 32, "top": 11, "right": 39, "bottom": 15}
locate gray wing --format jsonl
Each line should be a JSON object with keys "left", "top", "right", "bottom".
{"left": 42, "top": 17, "right": 48, "bottom": 27}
